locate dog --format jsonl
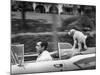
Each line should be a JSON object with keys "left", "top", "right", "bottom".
{"left": 68, "top": 29, "right": 88, "bottom": 51}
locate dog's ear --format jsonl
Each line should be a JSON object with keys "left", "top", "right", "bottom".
{"left": 70, "top": 29, "right": 75, "bottom": 36}
{"left": 71, "top": 31, "right": 75, "bottom": 36}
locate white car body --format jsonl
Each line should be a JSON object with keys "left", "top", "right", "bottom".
{"left": 11, "top": 53, "right": 96, "bottom": 74}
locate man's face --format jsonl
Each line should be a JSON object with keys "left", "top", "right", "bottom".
{"left": 36, "top": 42, "right": 43, "bottom": 53}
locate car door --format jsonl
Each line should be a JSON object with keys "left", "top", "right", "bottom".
{"left": 11, "top": 59, "right": 64, "bottom": 74}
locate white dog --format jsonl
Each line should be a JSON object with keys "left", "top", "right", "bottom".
{"left": 68, "top": 29, "right": 87, "bottom": 51}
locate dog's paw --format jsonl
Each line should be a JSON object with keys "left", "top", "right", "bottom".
{"left": 83, "top": 48, "right": 87, "bottom": 51}
{"left": 81, "top": 48, "right": 87, "bottom": 51}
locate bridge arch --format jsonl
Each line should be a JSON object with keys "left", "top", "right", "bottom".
{"left": 49, "top": 5, "right": 58, "bottom": 14}
{"left": 35, "top": 5, "right": 46, "bottom": 13}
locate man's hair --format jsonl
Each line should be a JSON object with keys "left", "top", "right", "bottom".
{"left": 40, "top": 41, "right": 48, "bottom": 50}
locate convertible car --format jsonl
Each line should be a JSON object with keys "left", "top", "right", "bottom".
{"left": 11, "top": 53, "right": 95, "bottom": 74}
{"left": 11, "top": 43, "right": 96, "bottom": 75}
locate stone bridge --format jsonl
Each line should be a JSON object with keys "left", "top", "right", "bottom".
{"left": 12, "top": 1, "right": 95, "bottom": 15}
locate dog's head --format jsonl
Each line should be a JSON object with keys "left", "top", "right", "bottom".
{"left": 68, "top": 29, "right": 76, "bottom": 36}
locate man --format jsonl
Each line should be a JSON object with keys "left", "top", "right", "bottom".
{"left": 68, "top": 29, "right": 87, "bottom": 51}
{"left": 36, "top": 41, "right": 53, "bottom": 62}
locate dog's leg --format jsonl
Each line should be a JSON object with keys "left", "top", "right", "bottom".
{"left": 78, "top": 42, "right": 82, "bottom": 52}
{"left": 72, "top": 38, "right": 77, "bottom": 49}
{"left": 83, "top": 39, "right": 87, "bottom": 50}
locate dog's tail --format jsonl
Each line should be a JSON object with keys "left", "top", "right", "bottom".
{"left": 84, "top": 35, "right": 87, "bottom": 39}
{"left": 83, "top": 32, "right": 90, "bottom": 38}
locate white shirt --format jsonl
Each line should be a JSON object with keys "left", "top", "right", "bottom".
{"left": 36, "top": 50, "right": 53, "bottom": 62}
